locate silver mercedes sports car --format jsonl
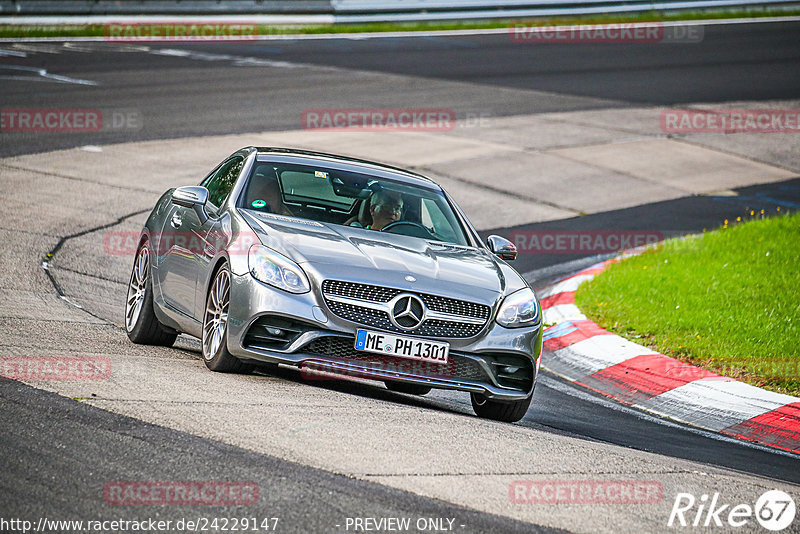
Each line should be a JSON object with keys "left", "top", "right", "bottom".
{"left": 125, "top": 147, "right": 542, "bottom": 422}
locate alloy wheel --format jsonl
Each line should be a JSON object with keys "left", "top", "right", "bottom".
{"left": 203, "top": 268, "right": 230, "bottom": 359}
{"left": 125, "top": 244, "right": 149, "bottom": 332}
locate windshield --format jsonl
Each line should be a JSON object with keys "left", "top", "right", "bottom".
{"left": 239, "top": 161, "right": 471, "bottom": 246}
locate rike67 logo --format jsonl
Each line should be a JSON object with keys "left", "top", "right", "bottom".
{"left": 668, "top": 490, "right": 796, "bottom": 531}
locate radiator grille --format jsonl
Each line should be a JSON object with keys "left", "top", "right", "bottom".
{"left": 321, "top": 280, "right": 491, "bottom": 339}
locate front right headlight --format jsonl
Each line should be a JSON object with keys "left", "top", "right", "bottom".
{"left": 496, "top": 287, "right": 540, "bottom": 328}
{"left": 248, "top": 244, "right": 310, "bottom": 294}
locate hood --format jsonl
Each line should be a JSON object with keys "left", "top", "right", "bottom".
{"left": 241, "top": 210, "right": 521, "bottom": 304}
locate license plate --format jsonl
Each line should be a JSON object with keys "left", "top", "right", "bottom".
{"left": 354, "top": 329, "right": 449, "bottom": 364}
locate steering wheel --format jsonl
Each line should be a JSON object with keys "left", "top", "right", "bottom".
{"left": 381, "top": 221, "right": 436, "bottom": 239}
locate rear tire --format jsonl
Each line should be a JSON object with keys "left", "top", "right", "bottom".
{"left": 384, "top": 381, "right": 432, "bottom": 396}
{"left": 471, "top": 392, "right": 532, "bottom": 423}
{"left": 125, "top": 240, "right": 178, "bottom": 346}
{"left": 202, "top": 263, "right": 253, "bottom": 373}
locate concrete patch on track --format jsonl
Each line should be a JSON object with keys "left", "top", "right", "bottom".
{"left": 550, "top": 138, "right": 796, "bottom": 194}
{"left": 2, "top": 103, "right": 800, "bottom": 532}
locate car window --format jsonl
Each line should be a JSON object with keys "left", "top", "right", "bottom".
{"left": 202, "top": 156, "right": 244, "bottom": 211}
{"left": 421, "top": 198, "right": 460, "bottom": 244}
{"left": 242, "top": 160, "right": 470, "bottom": 246}
{"left": 278, "top": 169, "right": 354, "bottom": 209}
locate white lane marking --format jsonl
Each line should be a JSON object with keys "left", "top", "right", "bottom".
{"left": 0, "top": 48, "right": 27, "bottom": 57}
{"left": 538, "top": 373, "right": 800, "bottom": 459}
{"left": 148, "top": 47, "right": 339, "bottom": 71}
{"left": 11, "top": 43, "right": 64, "bottom": 54}
{"left": 1, "top": 42, "right": 149, "bottom": 56}
{"left": 62, "top": 42, "right": 151, "bottom": 53}
{"left": 0, "top": 64, "right": 97, "bottom": 85}
{"left": 148, "top": 48, "right": 302, "bottom": 68}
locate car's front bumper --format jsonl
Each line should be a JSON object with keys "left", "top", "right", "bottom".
{"left": 226, "top": 273, "right": 542, "bottom": 401}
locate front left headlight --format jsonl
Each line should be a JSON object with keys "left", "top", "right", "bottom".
{"left": 248, "top": 244, "right": 310, "bottom": 294}
{"left": 496, "top": 287, "right": 540, "bottom": 328}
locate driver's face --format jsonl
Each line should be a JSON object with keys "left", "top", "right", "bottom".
{"left": 378, "top": 201, "right": 403, "bottom": 221}
{"left": 370, "top": 199, "right": 403, "bottom": 230}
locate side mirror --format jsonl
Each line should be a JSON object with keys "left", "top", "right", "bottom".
{"left": 487, "top": 235, "right": 517, "bottom": 261}
{"left": 172, "top": 186, "right": 209, "bottom": 224}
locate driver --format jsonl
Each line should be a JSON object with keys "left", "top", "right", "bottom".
{"left": 353, "top": 190, "right": 403, "bottom": 231}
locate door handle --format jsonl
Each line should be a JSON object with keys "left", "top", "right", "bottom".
{"left": 170, "top": 212, "right": 182, "bottom": 229}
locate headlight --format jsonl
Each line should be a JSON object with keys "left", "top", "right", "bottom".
{"left": 248, "top": 244, "right": 310, "bottom": 294}
{"left": 496, "top": 288, "right": 540, "bottom": 328}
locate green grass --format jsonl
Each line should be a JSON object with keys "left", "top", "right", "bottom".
{"left": 1, "top": 8, "right": 799, "bottom": 39}
{"left": 575, "top": 210, "right": 800, "bottom": 396}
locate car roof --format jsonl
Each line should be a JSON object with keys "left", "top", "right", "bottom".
{"left": 252, "top": 147, "right": 440, "bottom": 190}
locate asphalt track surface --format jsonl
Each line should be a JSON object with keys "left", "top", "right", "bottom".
{"left": 2, "top": 19, "right": 800, "bottom": 533}
{"left": 1, "top": 380, "right": 553, "bottom": 534}
{"left": 1, "top": 20, "right": 800, "bottom": 157}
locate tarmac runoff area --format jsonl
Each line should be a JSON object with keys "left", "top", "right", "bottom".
{"left": 1, "top": 102, "right": 799, "bottom": 533}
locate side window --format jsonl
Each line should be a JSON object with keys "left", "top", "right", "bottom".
{"left": 421, "top": 198, "right": 458, "bottom": 243}
{"left": 202, "top": 156, "right": 244, "bottom": 212}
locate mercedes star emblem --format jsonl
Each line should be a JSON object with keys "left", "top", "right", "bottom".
{"left": 390, "top": 294, "right": 425, "bottom": 329}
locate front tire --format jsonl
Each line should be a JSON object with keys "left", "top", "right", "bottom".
{"left": 471, "top": 392, "right": 532, "bottom": 423}
{"left": 125, "top": 240, "right": 178, "bottom": 346}
{"left": 202, "top": 264, "right": 252, "bottom": 373}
